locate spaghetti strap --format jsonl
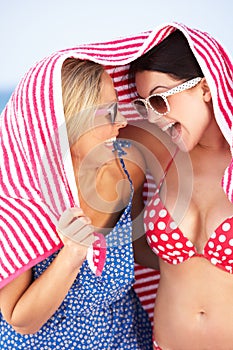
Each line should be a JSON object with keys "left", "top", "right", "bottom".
{"left": 113, "top": 140, "right": 134, "bottom": 202}
{"left": 157, "top": 146, "right": 179, "bottom": 192}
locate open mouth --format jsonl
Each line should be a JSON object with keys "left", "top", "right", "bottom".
{"left": 162, "top": 122, "right": 181, "bottom": 140}
{"left": 162, "top": 122, "right": 176, "bottom": 132}
{"left": 104, "top": 136, "right": 116, "bottom": 146}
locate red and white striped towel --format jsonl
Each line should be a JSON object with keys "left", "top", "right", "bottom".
{"left": 0, "top": 22, "right": 232, "bottom": 290}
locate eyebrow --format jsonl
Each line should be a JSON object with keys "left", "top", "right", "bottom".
{"left": 149, "top": 85, "right": 171, "bottom": 95}
{"left": 136, "top": 85, "right": 170, "bottom": 99}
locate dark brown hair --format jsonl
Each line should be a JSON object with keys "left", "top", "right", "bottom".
{"left": 129, "top": 30, "right": 204, "bottom": 81}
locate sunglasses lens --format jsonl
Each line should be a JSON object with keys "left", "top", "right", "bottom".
{"left": 133, "top": 100, "right": 148, "bottom": 118}
{"left": 149, "top": 95, "right": 167, "bottom": 115}
{"left": 95, "top": 103, "right": 118, "bottom": 124}
{"left": 110, "top": 103, "right": 117, "bottom": 123}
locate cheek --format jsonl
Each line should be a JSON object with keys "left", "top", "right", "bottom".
{"left": 175, "top": 96, "right": 210, "bottom": 131}
{"left": 188, "top": 101, "right": 211, "bottom": 133}
{"left": 182, "top": 114, "right": 211, "bottom": 151}
{"left": 93, "top": 125, "right": 113, "bottom": 140}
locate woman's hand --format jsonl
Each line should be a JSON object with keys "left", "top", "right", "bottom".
{"left": 57, "top": 207, "right": 95, "bottom": 264}
{"left": 57, "top": 207, "right": 95, "bottom": 250}
{"left": 57, "top": 207, "right": 107, "bottom": 276}
{"left": 0, "top": 208, "right": 96, "bottom": 335}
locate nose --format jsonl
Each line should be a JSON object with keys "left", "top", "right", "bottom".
{"left": 115, "top": 111, "right": 127, "bottom": 128}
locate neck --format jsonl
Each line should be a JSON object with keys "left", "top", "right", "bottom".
{"left": 198, "top": 118, "right": 229, "bottom": 152}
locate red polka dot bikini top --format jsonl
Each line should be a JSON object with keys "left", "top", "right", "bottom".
{"left": 144, "top": 149, "right": 233, "bottom": 274}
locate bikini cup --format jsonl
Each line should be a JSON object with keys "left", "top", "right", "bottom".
{"left": 144, "top": 149, "right": 233, "bottom": 274}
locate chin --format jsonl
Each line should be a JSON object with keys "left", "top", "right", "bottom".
{"left": 176, "top": 139, "right": 192, "bottom": 153}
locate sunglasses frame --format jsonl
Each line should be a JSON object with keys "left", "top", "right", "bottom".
{"left": 107, "top": 102, "right": 118, "bottom": 124}
{"left": 95, "top": 102, "right": 118, "bottom": 124}
{"left": 133, "top": 77, "right": 202, "bottom": 118}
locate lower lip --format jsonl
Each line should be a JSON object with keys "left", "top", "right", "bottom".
{"left": 169, "top": 124, "right": 182, "bottom": 143}
{"left": 104, "top": 141, "right": 114, "bottom": 148}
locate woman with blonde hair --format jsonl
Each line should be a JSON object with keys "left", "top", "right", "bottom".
{"left": 0, "top": 55, "right": 153, "bottom": 349}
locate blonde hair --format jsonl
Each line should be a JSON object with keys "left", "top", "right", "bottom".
{"left": 61, "top": 58, "right": 104, "bottom": 145}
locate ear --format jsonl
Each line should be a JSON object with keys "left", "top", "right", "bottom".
{"left": 200, "top": 77, "right": 212, "bottom": 102}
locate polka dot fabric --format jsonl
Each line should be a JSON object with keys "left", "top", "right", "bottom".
{"left": 145, "top": 189, "right": 233, "bottom": 274}
{"left": 0, "top": 156, "right": 153, "bottom": 350}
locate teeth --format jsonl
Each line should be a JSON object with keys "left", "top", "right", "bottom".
{"left": 104, "top": 137, "right": 116, "bottom": 144}
{"left": 162, "top": 122, "right": 175, "bottom": 132}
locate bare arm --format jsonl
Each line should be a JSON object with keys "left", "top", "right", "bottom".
{"left": 0, "top": 210, "right": 92, "bottom": 334}
{"left": 0, "top": 141, "right": 160, "bottom": 335}
{"left": 0, "top": 151, "right": 138, "bottom": 335}
{"left": 119, "top": 120, "right": 176, "bottom": 183}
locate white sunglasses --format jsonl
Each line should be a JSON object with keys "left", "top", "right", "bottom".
{"left": 133, "top": 77, "right": 202, "bottom": 119}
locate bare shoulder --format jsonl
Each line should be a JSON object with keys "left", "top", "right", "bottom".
{"left": 118, "top": 142, "right": 147, "bottom": 193}
{"left": 119, "top": 120, "right": 177, "bottom": 181}
{"left": 95, "top": 141, "right": 146, "bottom": 206}
{"left": 119, "top": 120, "right": 175, "bottom": 158}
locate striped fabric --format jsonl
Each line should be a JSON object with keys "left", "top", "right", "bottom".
{"left": 0, "top": 22, "right": 232, "bottom": 296}
{"left": 134, "top": 264, "right": 159, "bottom": 326}
{"left": 133, "top": 172, "right": 159, "bottom": 326}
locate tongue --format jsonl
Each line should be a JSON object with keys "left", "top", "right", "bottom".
{"left": 171, "top": 123, "right": 180, "bottom": 139}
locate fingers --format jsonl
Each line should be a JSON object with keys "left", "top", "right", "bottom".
{"left": 57, "top": 207, "right": 91, "bottom": 230}
{"left": 61, "top": 217, "right": 93, "bottom": 239}
{"left": 62, "top": 221, "right": 94, "bottom": 245}
{"left": 81, "top": 234, "right": 95, "bottom": 246}
{"left": 57, "top": 207, "right": 94, "bottom": 246}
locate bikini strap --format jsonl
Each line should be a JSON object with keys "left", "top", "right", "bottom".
{"left": 157, "top": 146, "right": 179, "bottom": 192}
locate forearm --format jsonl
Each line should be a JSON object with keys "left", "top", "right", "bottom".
{"left": 1, "top": 244, "right": 85, "bottom": 334}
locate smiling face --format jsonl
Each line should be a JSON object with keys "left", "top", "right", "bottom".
{"left": 71, "top": 71, "right": 127, "bottom": 161}
{"left": 135, "top": 70, "right": 213, "bottom": 152}
{"left": 91, "top": 71, "right": 127, "bottom": 146}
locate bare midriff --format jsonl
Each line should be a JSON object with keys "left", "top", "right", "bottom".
{"left": 154, "top": 258, "right": 233, "bottom": 350}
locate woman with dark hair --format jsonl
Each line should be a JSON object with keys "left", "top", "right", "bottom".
{"left": 120, "top": 26, "right": 233, "bottom": 349}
